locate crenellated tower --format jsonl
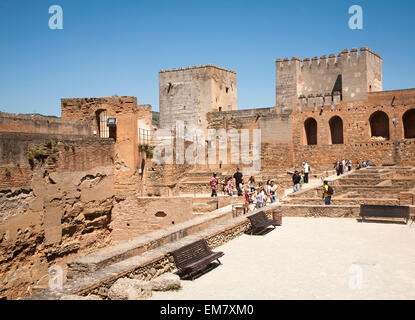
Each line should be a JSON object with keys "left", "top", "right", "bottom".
{"left": 159, "top": 64, "right": 237, "bottom": 131}
{"left": 276, "top": 47, "right": 382, "bottom": 112}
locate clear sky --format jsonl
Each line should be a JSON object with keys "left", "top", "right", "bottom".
{"left": 1, "top": 0, "right": 414, "bottom": 116}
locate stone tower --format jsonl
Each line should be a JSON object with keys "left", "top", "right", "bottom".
{"left": 159, "top": 65, "right": 237, "bottom": 131}
{"left": 276, "top": 47, "right": 383, "bottom": 112}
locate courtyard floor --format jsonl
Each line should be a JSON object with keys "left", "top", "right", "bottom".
{"left": 151, "top": 217, "right": 415, "bottom": 300}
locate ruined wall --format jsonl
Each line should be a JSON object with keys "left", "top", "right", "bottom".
{"left": 0, "top": 112, "right": 92, "bottom": 136}
{"left": 0, "top": 133, "right": 115, "bottom": 300}
{"left": 292, "top": 89, "right": 415, "bottom": 169}
{"left": 61, "top": 96, "right": 147, "bottom": 196}
{"left": 159, "top": 65, "right": 237, "bottom": 132}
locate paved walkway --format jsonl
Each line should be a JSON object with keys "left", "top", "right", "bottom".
{"left": 151, "top": 217, "right": 415, "bottom": 300}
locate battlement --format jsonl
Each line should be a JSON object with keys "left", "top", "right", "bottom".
{"left": 159, "top": 64, "right": 236, "bottom": 74}
{"left": 159, "top": 64, "right": 237, "bottom": 130}
{"left": 276, "top": 47, "right": 382, "bottom": 70}
{"left": 276, "top": 47, "right": 383, "bottom": 110}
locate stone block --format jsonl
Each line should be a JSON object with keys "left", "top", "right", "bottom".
{"left": 150, "top": 273, "right": 181, "bottom": 291}
{"left": 108, "top": 277, "right": 152, "bottom": 300}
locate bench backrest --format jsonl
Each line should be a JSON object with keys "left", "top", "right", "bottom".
{"left": 360, "top": 204, "right": 410, "bottom": 218}
{"left": 248, "top": 211, "right": 268, "bottom": 227}
{"left": 171, "top": 239, "right": 211, "bottom": 269}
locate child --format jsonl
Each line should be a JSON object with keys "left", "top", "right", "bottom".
{"left": 226, "top": 176, "right": 233, "bottom": 196}
{"left": 256, "top": 188, "right": 263, "bottom": 209}
{"left": 270, "top": 180, "right": 277, "bottom": 203}
{"left": 261, "top": 187, "right": 267, "bottom": 207}
{"left": 244, "top": 189, "right": 250, "bottom": 212}
{"left": 299, "top": 171, "right": 304, "bottom": 190}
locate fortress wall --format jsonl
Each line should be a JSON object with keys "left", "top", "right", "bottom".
{"left": 291, "top": 92, "right": 415, "bottom": 168}
{"left": 207, "top": 107, "right": 294, "bottom": 168}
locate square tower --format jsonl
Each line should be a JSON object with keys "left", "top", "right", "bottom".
{"left": 276, "top": 47, "right": 383, "bottom": 112}
{"left": 159, "top": 64, "right": 237, "bottom": 131}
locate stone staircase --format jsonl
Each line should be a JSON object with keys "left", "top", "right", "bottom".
{"left": 282, "top": 166, "right": 415, "bottom": 208}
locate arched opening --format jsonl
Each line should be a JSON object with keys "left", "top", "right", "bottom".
{"left": 329, "top": 116, "right": 344, "bottom": 144}
{"left": 304, "top": 118, "right": 318, "bottom": 145}
{"left": 403, "top": 109, "right": 415, "bottom": 138}
{"left": 96, "top": 110, "right": 109, "bottom": 138}
{"left": 369, "top": 111, "right": 390, "bottom": 140}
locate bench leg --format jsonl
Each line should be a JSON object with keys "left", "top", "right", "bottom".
{"left": 217, "top": 259, "right": 222, "bottom": 265}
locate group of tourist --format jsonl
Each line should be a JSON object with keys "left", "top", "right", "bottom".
{"left": 292, "top": 162, "right": 311, "bottom": 193}
{"left": 356, "top": 160, "right": 371, "bottom": 170}
{"left": 209, "top": 159, "right": 364, "bottom": 209}
{"left": 334, "top": 159, "right": 352, "bottom": 176}
{"left": 334, "top": 159, "right": 374, "bottom": 174}
{"left": 210, "top": 168, "right": 279, "bottom": 212}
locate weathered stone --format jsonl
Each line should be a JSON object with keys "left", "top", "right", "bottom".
{"left": 150, "top": 273, "right": 181, "bottom": 291}
{"left": 108, "top": 277, "right": 152, "bottom": 300}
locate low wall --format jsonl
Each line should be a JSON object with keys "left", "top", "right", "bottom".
{"left": 110, "top": 197, "right": 195, "bottom": 241}
{"left": 0, "top": 112, "right": 92, "bottom": 136}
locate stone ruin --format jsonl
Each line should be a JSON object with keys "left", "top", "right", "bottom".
{"left": 0, "top": 47, "right": 415, "bottom": 300}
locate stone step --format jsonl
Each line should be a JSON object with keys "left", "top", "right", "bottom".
{"left": 27, "top": 204, "right": 280, "bottom": 300}
{"left": 281, "top": 198, "right": 400, "bottom": 206}
{"left": 66, "top": 205, "right": 235, "bottom": 279}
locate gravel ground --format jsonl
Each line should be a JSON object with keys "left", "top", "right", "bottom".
{"left": 151, "top": 217, "right": 415, "bottom": 300}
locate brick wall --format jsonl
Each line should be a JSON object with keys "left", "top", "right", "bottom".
{"left": 291, "top": 89, "right": 415, "bottom": 169}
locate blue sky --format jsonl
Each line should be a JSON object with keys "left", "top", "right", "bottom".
{"left": 1, "top": 0, "right": 414, "bottom": 116}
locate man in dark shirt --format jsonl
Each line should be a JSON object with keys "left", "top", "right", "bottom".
{"left": 233, "top": 168, "right": 243, "bottom": 196}
{"left": 292, "top": 170, "right": 301, "bottom": 192}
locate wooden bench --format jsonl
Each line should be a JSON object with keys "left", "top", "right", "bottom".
{"left": 170, "top": 239, "right": 224, "bottom": 280}
{"left": 247, "top": 211, "right": 280, "bottom": 235}
{"left": 360, "top": 204, "right": 410, "bottom": 224}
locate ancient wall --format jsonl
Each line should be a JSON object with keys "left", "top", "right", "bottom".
{"left": 207, "top": 107, "right": 294, "bottom": 169}
{"left": 110, "top": 197, "right": 195, "bottom": 241}
{"left": 61, "top": 96, "right": 149, "bottom": 196}
{"left": 0, "top": 112, "right": 92, "bottom": 136}
{"left": 0, "top": 132, "right": 115, "bottom": 300}
{"left": 291, "top": 89, "right": 415, "bottom": 169}
{"left": 159, "top": 65, "right": 237, "bottom": 131}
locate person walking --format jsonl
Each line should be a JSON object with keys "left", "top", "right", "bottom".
{"left": 347, "top": 160, "right": 352, "bottom": 171}
{"left": 248, "top": 176, "right": 255, "bottom": 193}
{"left": 303, "top": 162, "right": 310, "bottom": 183}
{"left": 292, "top": 171, "right": 301, "bottom": 192}
{"left": 210, "top": 172, "right": 218, "bottom": 197}
{"left": 233, "top": 168, "right": 243, "bottom": 196}
{"left": 322, "top": 180, "right": 333, "bottom": 205}
{"left": 335, "top": 161, "right": 340, "bottom": 176}
{"left": 270, "top": 180, "right": 277, "bottom": 203}
{"left": 299, "top": 171, "right": 304, "bottom": 190}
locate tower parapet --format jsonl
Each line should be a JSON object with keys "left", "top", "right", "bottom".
{"left": 276, "top": 47, "right": 382, "bottom": 113}
{"left": 159, "top": 64, "right": 237, "bottom": 131}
